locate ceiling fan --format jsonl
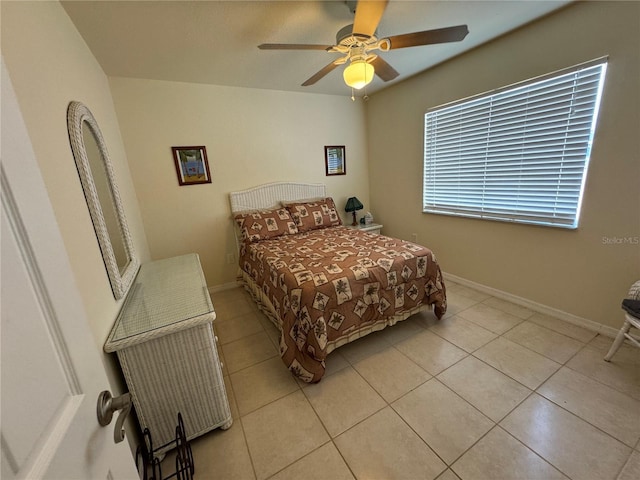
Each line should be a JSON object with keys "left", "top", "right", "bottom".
{"left": 258, "top": 0, "right": 469, "bottom": 91}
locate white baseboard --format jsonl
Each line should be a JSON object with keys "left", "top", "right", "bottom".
{"left": 208, "top": 273, "right": 620, "bottom": 338}
{"left": 443, "top": 272, "right": 619, "bottom": 339}
{"left": 208, "top": 280, "right": 242, "bottom": 295}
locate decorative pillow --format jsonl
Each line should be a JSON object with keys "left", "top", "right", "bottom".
{"left": 284, "top": 197, "right": 342, "bottom": 232}
{"left": 233, "top": 208, "right": 298, "bottom": 243}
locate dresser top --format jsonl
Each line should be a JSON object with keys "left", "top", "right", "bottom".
{"left": 104, "top": 254, "right": 215, "bottom": 352}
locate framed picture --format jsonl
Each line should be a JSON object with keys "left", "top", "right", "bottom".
{"left": 172, "top": 146, "right": 211, "bottom": 186}
{"left": 324, "top": 145, "right": 346, "bottom": 176}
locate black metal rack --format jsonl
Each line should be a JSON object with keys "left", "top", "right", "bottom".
{"left": 136, "top": 413, "right": 195, "bottom": 480}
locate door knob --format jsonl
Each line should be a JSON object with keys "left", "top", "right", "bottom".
{"left": 97, "top": 390, "right": 132, "bottom": 443}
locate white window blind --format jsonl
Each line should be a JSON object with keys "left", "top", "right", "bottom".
{"left": 423, "top": 58, "right": 607, "bottom": 229}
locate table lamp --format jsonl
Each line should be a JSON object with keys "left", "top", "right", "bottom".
{"left": 345, "top": 197, "right": 364, "bottom": 226}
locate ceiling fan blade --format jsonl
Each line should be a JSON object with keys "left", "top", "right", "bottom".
{"left": 370, "top": 56, "right": 399, "bottom": 82}
{"left": 386, "top": 25, "right": 469, "bottom": 49}
{"left": 302, "top": 61, "right": 340, "bottom": 86}
{"left": 352, "top": 0, "right": 389, "bottom": 37}
{"left": 258, "top": 43, "right": 333, "bottom": 51}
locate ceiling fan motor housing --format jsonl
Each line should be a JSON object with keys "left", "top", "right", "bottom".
{"left": 336, "top": 24, "right": 391, "bottom": 54}
{"left": 336, "top": 24, "right": 373, "bottom": 46}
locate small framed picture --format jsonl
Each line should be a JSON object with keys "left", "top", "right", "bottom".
{"left": 324, "top": 145, "right": 346, "bottom": 176}
{"left": 172, "top": 146, "right": 211, "bottom": 186}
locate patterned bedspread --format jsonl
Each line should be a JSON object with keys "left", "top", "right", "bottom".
{"left": 239, "top": 226, "right": 446, "bottom": 382}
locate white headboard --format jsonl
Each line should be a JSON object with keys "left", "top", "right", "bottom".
{"left": 229, "top": 181, "right": 327, "bottom": 214}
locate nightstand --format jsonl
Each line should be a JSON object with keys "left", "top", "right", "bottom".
{"left": 348, "top": 223, "right": 383, "bottom": 234}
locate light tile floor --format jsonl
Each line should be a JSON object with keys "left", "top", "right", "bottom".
{"left": 162, "top": 281, "right": 640, "bottom": 480}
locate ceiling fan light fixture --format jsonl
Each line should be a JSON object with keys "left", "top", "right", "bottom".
{"left": 343, "top": 58, "right": 374, "bottom": 90}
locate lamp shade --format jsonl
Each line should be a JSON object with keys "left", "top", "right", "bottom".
{"left": 345, "top": 197, "right": 364, "bottom": 213}
{"left": 343, "top": 59, "right": 374, "bottom": 90}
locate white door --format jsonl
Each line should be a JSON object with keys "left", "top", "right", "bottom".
{"left": 0, "top": 60, "right": 139, "bottom": 479}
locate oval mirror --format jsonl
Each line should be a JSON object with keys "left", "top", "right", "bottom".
{"left": 67, "top": 101, "right": 139, "bottom": 299}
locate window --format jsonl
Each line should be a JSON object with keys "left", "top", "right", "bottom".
{"left": 423, "top": 58, "right": 607, "bottom": 229}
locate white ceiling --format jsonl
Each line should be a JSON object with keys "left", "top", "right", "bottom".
{"left": 62, "top": 0, "right": 573, "bottom": 97}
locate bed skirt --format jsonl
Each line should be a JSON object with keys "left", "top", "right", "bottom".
{"left": 240, "top": 270, "right": 431, "bottom": 357}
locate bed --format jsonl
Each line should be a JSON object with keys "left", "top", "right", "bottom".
{"left": 229, "top": 182, "right": 446, "bottom": 382}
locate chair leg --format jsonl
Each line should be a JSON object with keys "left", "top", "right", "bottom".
{"left": 604, "top": 320, "right": 631, "bottom": 361}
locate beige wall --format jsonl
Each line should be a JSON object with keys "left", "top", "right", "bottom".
{"left": 4, "top": 1, "right": 635, "bottom": 356}
{"left": 1, "top": 0, "right": 150, "bottom": 404}
{"left": 108, "top": 77, "right": 370, "bottom": 288}
{"left": 367, "top": 1, "right": 640, "bottom": 330}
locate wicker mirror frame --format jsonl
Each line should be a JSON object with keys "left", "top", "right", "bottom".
{"left": 67, "top": 101, "right": 139, "bottom": 299}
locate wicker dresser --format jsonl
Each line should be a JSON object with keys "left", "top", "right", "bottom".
{"left": 105, "top": 254, "right": 232, "bottom": 454}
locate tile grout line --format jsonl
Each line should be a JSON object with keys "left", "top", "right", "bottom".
{"left": 215, "top": 292, "right": 273, "bottom": 480}
{"left": 212, "top": 287, "right": 639, "bottom": 480}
